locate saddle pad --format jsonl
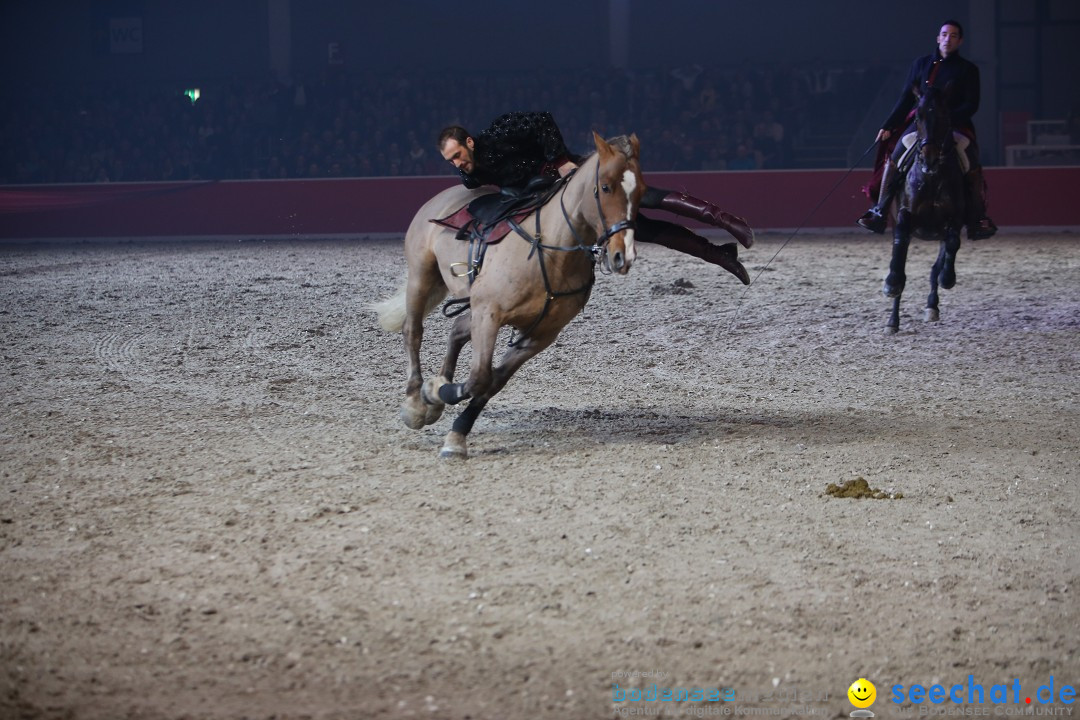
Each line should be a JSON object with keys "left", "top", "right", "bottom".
{"left": 900, "top": 131, "right": 970, "bottom": 173}
{"left": 430, "top": 204, "right": 531, "bottom": 245}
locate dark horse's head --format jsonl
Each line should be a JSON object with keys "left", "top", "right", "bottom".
{"left": 913, "top": 83, "right": 956, "bottom": 177}
{"left": 904, "top": 82, "right": 965, "bottom": 237}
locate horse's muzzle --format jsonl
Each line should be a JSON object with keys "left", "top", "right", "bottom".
{"left": 608, "top": 229, "right": 637, "bottom": 274}
{"left": 609, "top": 249, "right": 630, "bottom": 274}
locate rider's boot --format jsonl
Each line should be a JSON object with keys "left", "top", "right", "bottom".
{"left": 654, "top": 191, "right": 755, "bottom": 249}
{"left": 964, "top": 168, "right": 998, "bottom": 240}
{"left": 638, "top": 215, "right": 750, "bottom": 285}
{"left": 857, "top": 159, "right": 897, "bottom": 234}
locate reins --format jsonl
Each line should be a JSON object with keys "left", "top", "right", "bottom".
{"left": 445, "top": 156, "right": 635, "bottom": 348}
{"left": 727, "top": 139, "right": 880, "bottom": 332}
{"left": 503, "top": 159, "right": 634, "bottom": 347}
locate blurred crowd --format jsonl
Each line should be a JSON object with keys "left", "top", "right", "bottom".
{"left": 0, "top": 62, "right": 874, "bottom": 185}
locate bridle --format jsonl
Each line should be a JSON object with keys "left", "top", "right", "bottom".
{"left": 501, "top": 153, "right": 639, "bottom": 346}
{"left": 587, "top": 158, "right": 637, "bottom": 251}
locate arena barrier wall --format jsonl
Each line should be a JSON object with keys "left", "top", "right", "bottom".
{"left": 1, "top": 167, "right": 1076, "bottom": 240}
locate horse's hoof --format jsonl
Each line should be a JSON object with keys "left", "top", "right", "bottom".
{"left": 881, "top": 276, "right": 904, "bottom": 298}
{"left": 424, "top": 403, "right": 445, "bottom": 425}
{"left": 400, "top": 396, "right": 428, "bottom": 430}
{"left": 421, "top": 376, "right": 449, "bottom": 407}
{"left": 884, "top": 325, "right": 899, "bottom": 335}
{"left": 924, "top": 308, "right": 940, "bottom": 322}
{"left": 881, "top": 273, "right": 904, "bottom": 298}
{"left": 439, "top": 431, "right": 468, "bottom": 460}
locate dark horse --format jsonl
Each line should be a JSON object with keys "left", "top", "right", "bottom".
{"left": 882, "top": 84, "right": 967, "bottom": 333}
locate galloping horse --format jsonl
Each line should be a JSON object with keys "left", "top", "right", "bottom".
{"left": 373, "top": 132, "right": 644, "bottom": 459}
{"left": 882, "top": 84, "right": 967, "bottom": 333}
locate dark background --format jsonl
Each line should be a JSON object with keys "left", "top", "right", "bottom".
{"left": 2, "top": 0, "right": 1078, "bottom": 177}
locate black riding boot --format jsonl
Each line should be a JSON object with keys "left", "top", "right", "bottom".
{"left": 637, "top": 213, "right": 750, "bottom": 285}
{"left": 645, "top": 188, "right": 755, "bottom": 249}
{"left": 857, "top": 159, "right": 898, "bottom": 234}
{"left": 965, "top": 168, "right": 997, "bottom": 240}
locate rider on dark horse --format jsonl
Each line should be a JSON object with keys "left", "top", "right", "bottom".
{"left": 857, "top": 20, "right": 997, "bottom": 241}
{"left": 438, "top": 111, "right": 755, "bottom": 285}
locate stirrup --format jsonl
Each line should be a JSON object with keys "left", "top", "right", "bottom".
{"left": 967, "top": 217, "right": 997, "bottom": 240}
{"left": 856, "top": 208, "right": 887, "bottom": 234}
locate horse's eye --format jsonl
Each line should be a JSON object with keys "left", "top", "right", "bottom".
{"left": 601, "top": 184, "right": 611, "bottom": 193}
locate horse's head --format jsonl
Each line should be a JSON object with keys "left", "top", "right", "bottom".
{"left": 590, "top": 131, "right": 644, "bottom": 275}
{"left": 913, "top": 83, "right": 955, "bottom": 176}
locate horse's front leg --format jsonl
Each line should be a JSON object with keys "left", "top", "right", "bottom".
{"left": 417, "top": 312, "right": 472, "bottom": 423}
{"left": 434, "top": 316, "right": 560, "bottom": 460}
{"left": 939, "top": 230, "right": 961, "bottom": 290}
{"left": 884, "top": 213, "right": 911, "bottom": 333}
{"left": 926, "top": 230, "right": 961, "bottom": 322}
{"left": 422, "top": 309, "right": 500, "bottom": 459}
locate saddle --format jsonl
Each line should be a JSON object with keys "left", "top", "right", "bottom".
{"left": 431, "top": 174, "right": 565, "bottom": 245}
{"left": 899, "top": 131, "right": 970, "bottom": 173}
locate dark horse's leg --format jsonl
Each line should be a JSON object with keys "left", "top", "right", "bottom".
{"left": 939, "top": 231, "right": 961, "bottom": 290}
{"left": 885, "top": 210, "right": 911, "bottom": 333}
{"left": 927, "top": 230, "right": 961, "bottom": 322}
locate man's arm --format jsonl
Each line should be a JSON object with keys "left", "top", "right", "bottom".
{"left": 881, "top": 57, "right": 924, "bottom": 133}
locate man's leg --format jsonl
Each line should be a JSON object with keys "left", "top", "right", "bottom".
{"left": 636, "top": 213, "right": 750, "bottom": 285}
{"left": 857, "top": 138, "right": 911, "bottom": 234}
{"left": 641, "top": 187, "right": 755, "bottom": 249}
{"left": 964, "top": 145, "right": 997, "bottom": 239}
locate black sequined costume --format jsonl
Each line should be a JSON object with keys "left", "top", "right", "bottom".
{"left": 458, "top": 111, "right": 572, "bottom": 190}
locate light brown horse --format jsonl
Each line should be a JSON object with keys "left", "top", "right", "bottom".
{"left": 373, "top": 132, "right": 644, "bottom": 459}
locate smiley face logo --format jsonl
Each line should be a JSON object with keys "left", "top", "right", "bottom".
{"left": 848, "top": 678, "right": 877, "bottom": 709}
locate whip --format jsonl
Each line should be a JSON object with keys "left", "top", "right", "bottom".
{"left": 727, "top": 140, "right": 880, "bottom": 331}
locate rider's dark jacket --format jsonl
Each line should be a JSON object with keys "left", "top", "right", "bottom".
{"left": 883, "top": 50, "right": 980, "bottom": 139}
{"left": 456, "top": 111, "right": 573, "bottom": 190}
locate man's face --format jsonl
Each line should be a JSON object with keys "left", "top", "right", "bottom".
{"left": 937, "top": 24, "right": 963, "bottom": 57}
{"left": 440, "top": 137, "right": 475, "bottom": 173}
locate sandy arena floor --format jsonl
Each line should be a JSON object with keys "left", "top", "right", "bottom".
{"left": 1, "top": 232, "right": 1077, "bottom": 719}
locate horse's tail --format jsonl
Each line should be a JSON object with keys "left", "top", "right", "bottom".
{"left": 370, "top": 280, "right": 448, "bottom": 333}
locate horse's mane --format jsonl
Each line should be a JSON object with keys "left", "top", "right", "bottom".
{"left": 574, "top": 134, "right": 636, "bottom": 164}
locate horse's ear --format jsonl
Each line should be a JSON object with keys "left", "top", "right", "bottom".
{"left": 629, "top": 133, "right": 641, "bottom": 159}
{"left": 593, "top": 131, "right": 614, "bottom": 158}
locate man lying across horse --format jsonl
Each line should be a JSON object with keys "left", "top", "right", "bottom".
{"left": 438, "top": 111, "right": 755, "bottom": 285}
{"left": 856, "top": 19, "right": 997, "bottom": 241}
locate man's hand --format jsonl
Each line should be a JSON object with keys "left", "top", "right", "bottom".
{"left": 558, "top": 160, "right": 578, "bottom": 177}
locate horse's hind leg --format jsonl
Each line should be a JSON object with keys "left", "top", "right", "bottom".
{"left": 399, "top": 262, "right": 447, "bottom": 429}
